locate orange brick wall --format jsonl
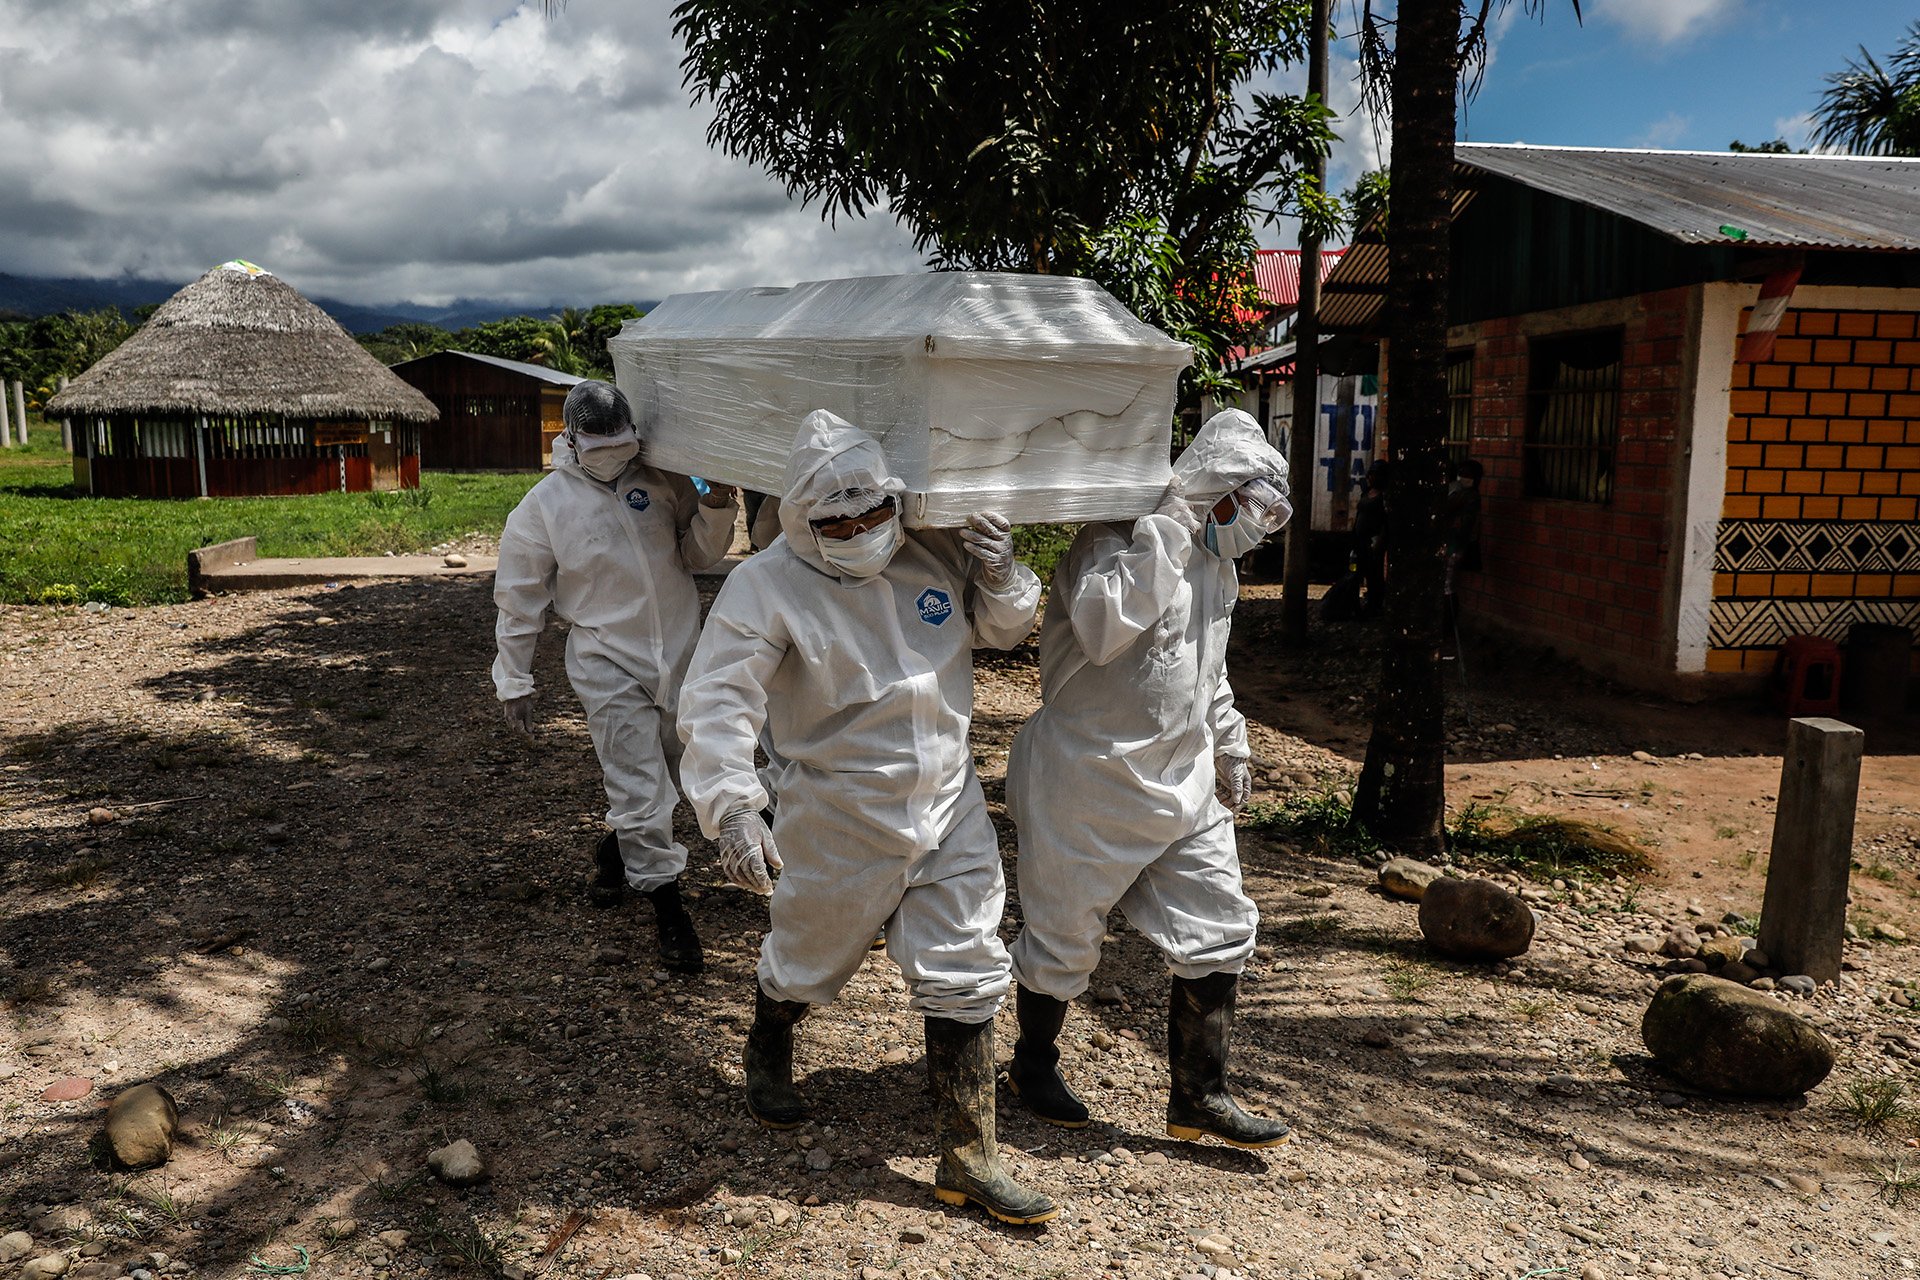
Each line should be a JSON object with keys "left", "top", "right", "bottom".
{"left": 1708, "top": 307, "right": 1920, "bottom": 674}
{"left": 1453, "top": 288, "right": 1689, "bottom": 670}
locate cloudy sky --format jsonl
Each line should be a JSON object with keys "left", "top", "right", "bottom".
{"left": 0, "top": 0, "right": 1912, "bottom": 310}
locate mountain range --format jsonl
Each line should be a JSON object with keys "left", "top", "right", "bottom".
{"left": 0, "top": 273, "right": 651, "bottom": 335}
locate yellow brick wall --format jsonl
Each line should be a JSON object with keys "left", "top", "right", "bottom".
{"left": 1709, "top": 307, "right": 1920, "bottom": 675}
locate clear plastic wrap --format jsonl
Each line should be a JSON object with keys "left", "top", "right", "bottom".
{"left": 609, "top": 272, "right": 1192, "bottom": 527}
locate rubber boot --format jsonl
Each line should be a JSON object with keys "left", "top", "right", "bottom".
{"left": 1165, "top": 972, "right": 1291, "bottom": 1149}
{"left": 640, "top": 879, "right": 704, "bottom": 975}
{"left": 744, "top": 986, "right": 811, "bottom": 1129}
{"left": 586, "top": 831, "right": 626, "bottom": 908}
{"left": 1005, "top": 985, "right": 1090, "bottom": 1128}
{"left": 925, "top": 1017, "right": 1059, "bottom": 1225}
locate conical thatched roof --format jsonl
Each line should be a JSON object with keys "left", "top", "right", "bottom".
{"left": 48, "top": 261, "right": 437, "bottom": 423}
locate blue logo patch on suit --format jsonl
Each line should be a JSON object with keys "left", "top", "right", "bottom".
{"left": 916, "top": 587, "right": 953, "bottom": 626}
{"left": 625, "top": 487, "right": 650, "bottom": 511}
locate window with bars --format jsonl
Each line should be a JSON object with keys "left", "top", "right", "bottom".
{"left": 1446, "top": 349, "right": 1474, "bottom": 470}
{"left": 1524, "top": 330, "right": 1621, "bottom": 503}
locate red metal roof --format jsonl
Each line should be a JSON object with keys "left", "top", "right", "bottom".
{"left": 1254, "top": 247, "right": 1346, "bottom": 312}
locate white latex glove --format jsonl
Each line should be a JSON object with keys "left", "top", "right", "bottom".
{"left": 1153, "top": 478, "right": 1203, "bottom": 537}
{"left": 502, "top": 695, "right": 535, "bottom": 738}
{"left": 1215, "top": 754, "right": 1253, "bottom": 812}
{"left": 700, "top": 483, "right": 738, "bottom": 509}
{"left": 960, "top": 512, "right": 1017, "bottom": 591}
{"left": 717, "top": 808, "right": 784, "bottom": 896}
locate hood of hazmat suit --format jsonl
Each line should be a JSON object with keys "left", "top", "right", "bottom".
{"left": 676, "top": 410, "right": 1041, "bottom": 1018}
{"left": 1008, "top": 408, "right": 1289, "bottom": 852}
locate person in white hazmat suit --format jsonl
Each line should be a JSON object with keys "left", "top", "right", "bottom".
{"left": 492, "top": 380, "right": 738, "bottom": 975}
{"left": 676, "top": 410, "right": 1057, "bottom": 1225}
{"left": 1004, "top": 409, "right": 1294, "bottom": 1150}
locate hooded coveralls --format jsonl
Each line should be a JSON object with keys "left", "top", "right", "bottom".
{"left": 492, "top": 442, "right": 735, "bottom": 890}
{"left": 1007, "top": 411, "right": 1289, "bottom": 1000}
{"left": 677, "top": 411, "right": 1042, "bottom": 1022}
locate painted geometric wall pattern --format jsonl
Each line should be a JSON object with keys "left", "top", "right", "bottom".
{"left": 1716, "top": 520, "right": 1920, "bottom": 574}
{"left": 1710, "top": 597, "right": 1920, "bottom": 651}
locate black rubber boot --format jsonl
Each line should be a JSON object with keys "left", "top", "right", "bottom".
{"left": 640, "top": 879, "right": 704, "bottom": 975}
{"left": 1165, "top": 972, "right": 1291, "bottom": 1149}
{"left": 744, "top": 987, "right": 811, "bottom": 1129}
{"left": 1006, "top": 985, "right": 1090, "bottom": 1128}
{"left": 586, "top": 832, "right": 626, "bottom": 908}
{"left": 925, "top": 1016, "right": 1059, "bottom": 1225}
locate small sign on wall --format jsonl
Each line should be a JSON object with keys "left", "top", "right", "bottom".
{"left": 313, "top": 424, "right": 365, "bottom": 447}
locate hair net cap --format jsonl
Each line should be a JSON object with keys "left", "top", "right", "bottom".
{"left": 563, "top": 381, "right": 636, "bottom": 437}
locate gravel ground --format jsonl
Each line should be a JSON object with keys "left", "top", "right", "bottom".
{"left": 2, "top": 575, "right": 1919, "bottom": 1280}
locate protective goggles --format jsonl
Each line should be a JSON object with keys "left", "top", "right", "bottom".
{"left": 810, "top": 495, "right": 896, "bottom": 540}
{"left": 1233, "top": 477, "right": 1287, "bottom": 529}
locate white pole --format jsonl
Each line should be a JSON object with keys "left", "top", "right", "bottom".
{"left": 58, "top": 376, "right": 71, "bottom": 452}
{"left": 11, "top": 380, "right": 25, "bottom": 446}
{"left": 0, "top": 379, "right": 11, "bottom": 448}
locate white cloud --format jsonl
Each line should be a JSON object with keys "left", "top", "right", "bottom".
{"left": 0, "top": 0, "right": 922, "bottom": 307}
{"left": 1593, "top": 0, "right": 1743, "bottom": 46}
{"left": 1774, "top": 112, "right": 1816, "bottom": 151}
{"left": 1636, "top": 112, "right": 1692, "bottom": 148}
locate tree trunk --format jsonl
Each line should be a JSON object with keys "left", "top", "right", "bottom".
{"left": 1351, "top": 0, "right": 1458, "bottom": 855}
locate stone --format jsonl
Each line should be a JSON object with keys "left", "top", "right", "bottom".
{"left": 1641, "top": 974, "right": 1835, "bottom": 1098}
{"left": 443, "top": 554, "right": 469, "bottom": 569}
{"left": 1294, "top": 882, "right": 1334, "bottom": 899}
{"left": 1720, "top": 960, "right": 1761, "bottom": 985}
{"left": 375, "top": 1231, "right": 410, "bottom": 1252}
{"left": 103, "top": 1083, "right": 178, "bottom": 1169}
{"left": 426, "top": 1139, "right": 489, "bottom": 1187}
{"left": 805, "top": 1148, "right": 833, "bottom": 1172}
{"left": 1746, "top": 948, "right": 1771, "bottom": 969}
{"left": 1418, "top": 878, "right": 1534, "bottom": 961}
{"left": 86, "top": 808, "right": 116, "bottom": 826}
{"left": 1750, "top": 977, "right": 1777, "bottom": 992}
{"left": 1631, "top": 750, "right": 1655, "bottom": 763}
{"left": 880, "top": 1046, "right": 912, "bottom": 1066}
{"left": 1092, "top": 985, "right": 1124, "bottom": 1005}
{"left": 1787, "top": 1174, "right": 1821, "bottom": 1194}
{"left": 0, "top": 1234, "right": 33, "bottom": 1265}
{"left": 1624, "top": 935, "right": 1664, "bottom": 955}
{"left": 1361, "top": 1027, "right": 1394, "bottom": 1049}
{"left": 1660, "top": 927, "right": 1703, "bottom": 959}
{"left": 1697, "top": 936, "right": 1752, "bottom": 967}
{"left": 40, "top": 1077, "right": 93, "bottom": 1103}
{"left": 21, "top": 1257, "right": 71, "bottom": 1280}
{"left": 1379, "top": 858, "right": 1442, "bottom": 902}
{"left": 1780, "top": 975, "right": 1817, "bottom": 996}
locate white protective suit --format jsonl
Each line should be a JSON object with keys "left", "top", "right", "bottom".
{"left": 678, "top": 411, "right": 1042, "bottom": 1022}
{"left": 1007, "top": 410, "right": 1291, "bottom": 1000}
{"left": 492, "top": 439, "right": 736, "bottom": 890}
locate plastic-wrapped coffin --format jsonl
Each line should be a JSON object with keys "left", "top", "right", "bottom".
{"left": 609, "top": 272, "right": 1192, "bottom": 527}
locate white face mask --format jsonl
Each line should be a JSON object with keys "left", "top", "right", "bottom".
{"left": 574, "top": 432, "right": 639, "bottom": 482}
{"left": 816, "top": 520, "right": 901, "bottom": 578}
{"left": 1204, "top": 508, "right": 1267, "bottom": 559}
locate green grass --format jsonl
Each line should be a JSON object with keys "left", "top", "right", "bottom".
{"left": 0, "top": 419, "right": 537, "bottom": 605}
{"left": 1449, "top": 804, "right": 1651, "bottom": 882}
{"left": 1841, "top": 1078, "right": 1909, "bottom": 1130}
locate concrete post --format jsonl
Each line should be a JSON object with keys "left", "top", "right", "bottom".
{"left": 12, "top": 380, "right": 25, "bottom": 445}
{"left": 1757, "top": 716, "right": 1865, "bottom": 983}
{"left": 58, "top": 376, "right": 71, "bottom": 452}
{"left": 0, "top": 378, "right": 11, "bottom": 448}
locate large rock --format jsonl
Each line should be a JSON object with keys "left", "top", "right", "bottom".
{"left": 21, "top": 1256, "right": 70, "bottom": 1280}
{"left": 0, "top": 1233, "right": 33, "bottom": 1265}
{"left": 1697, "top": 935, "right": 1752, "bottom": 967}
{"left": 427, "top": 1139, "right": 489, "bottom": 1187}
{"left": 1379, "top": 858, "right": 1442, "bottom": 902}
{"left": 103, "top": 1084, "right": 178, "bottom": 1169}
{"left": 1641, "top": 974, "right": 1835, "bottom": 1098}
{"left": 1417, "top": 878, "right": 1534, "bottom": 961}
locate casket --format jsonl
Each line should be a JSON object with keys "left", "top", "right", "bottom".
{"left": 609, "top": 272, "right": 1191, "bottom": 526}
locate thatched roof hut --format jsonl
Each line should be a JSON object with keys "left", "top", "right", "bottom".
{"left": 49, "top": 261, "right": 437, "bottom": 498}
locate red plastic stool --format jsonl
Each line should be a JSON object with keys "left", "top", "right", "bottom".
{"left": 1771, "top": 635, "right": 1844, "bottom": 716}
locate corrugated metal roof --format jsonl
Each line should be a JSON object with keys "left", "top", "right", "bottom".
{"left": 394, "top": 349, "right": 588, "bottom": 386}
{"left": 1316, "top": 144, "right": 1920, "bottom": 334}
{"left": 1455, "top": 144, "right": 1920, "bottom": 251}
{"left": 1253, "top": 247, "right": 1346, "bottom": 311}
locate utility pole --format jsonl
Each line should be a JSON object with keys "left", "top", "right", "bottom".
{"left": 1281, "top": 0, "right": 1331, "bottom": 644}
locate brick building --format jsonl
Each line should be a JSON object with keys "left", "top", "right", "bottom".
{"left": 1319, "top": 144, "right": 1920, "bottom": 695}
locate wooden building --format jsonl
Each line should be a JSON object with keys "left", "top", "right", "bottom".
{"left": 1320, "top": 145, "right": 1920, "bottom": 695}
{"left": 391, "top": 350, "right": 583, "bottom": 471}
{"left": 47, "top": 261, "right": 436, "bottom": 498}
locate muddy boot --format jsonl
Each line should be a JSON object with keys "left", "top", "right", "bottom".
{"left": 744, "top": 986, "right": 811, "bottom": 1129}
{"left": 1005, "top": 985, "right": 1090, "bottom": 1128}
{"left": 1165, "top": 972, "right": 1291, "bottom": 1149}
{"left": 925, "top": 1016, "right": 1059, "bottom": 1225}
{"left": 586, "top": 832, "right": 626, "bottom": 908}
{"left": 640, "top": 879, "right": 704, "bottom": 975}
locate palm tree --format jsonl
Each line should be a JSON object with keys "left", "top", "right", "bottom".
{"left": 1812, "top": 21, "right": 1920, "bottom": 157}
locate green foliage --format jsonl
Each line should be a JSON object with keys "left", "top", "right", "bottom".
{"left": 1345, "top": 169, "right": 1390, "bottom": 236}
{"left": 358, "top": 304, "right": 645, "bottom": 377}
{"left": 674, "top": 0, "right": 1341, "bottom": 403}
{"left": 0, "top": 426, "right": 537, "bottom": 604}
{"left": 1727, "top": 138, "right": 1798, "bottom": 154}
{"left": 1449, "top": 805, "right": 1650, "bottom": 881}
{"left": 1240, "top": 786, "right": 1378, "bottom": 860}
{"left": 1011, "top": 522, "right": 1078, "bottom": 588}
{"left": 1841, "top": 1078, "right": 1910, "bottom": 1129}
{"left": 1813, "top": 21, "right": 1920, "bottom": 156}
{"left": 356, "top": 321, "right": 458, "bottom": 366}
{"left": 0, "top": 308, "right": 136, "bottom": 394}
